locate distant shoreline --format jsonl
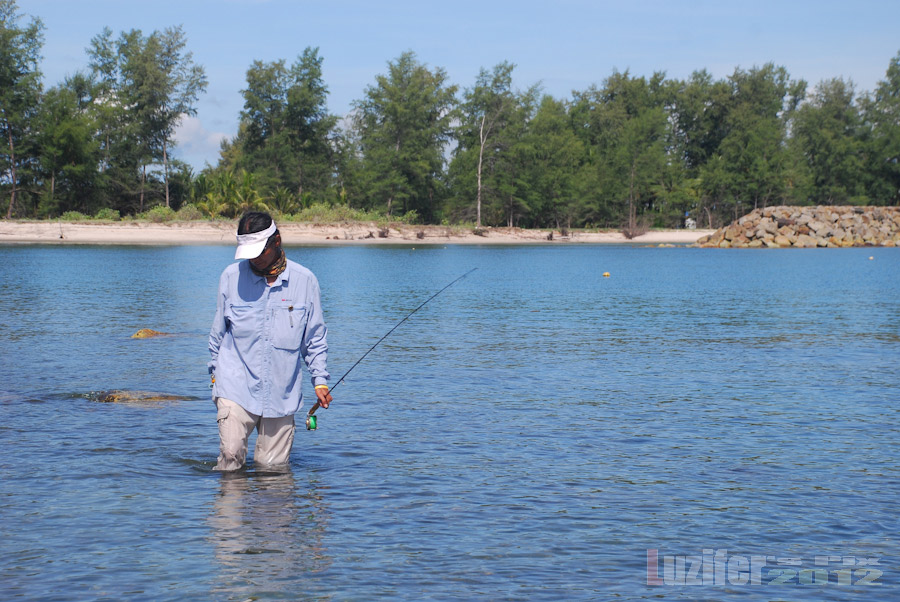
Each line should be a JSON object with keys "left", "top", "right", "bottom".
{"left": 0, "top": 221, "right": 713, "bottom": 246}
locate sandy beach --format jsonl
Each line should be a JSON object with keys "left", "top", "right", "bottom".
{"left": 0, "top": 220, "right": 713, "bottom": 246}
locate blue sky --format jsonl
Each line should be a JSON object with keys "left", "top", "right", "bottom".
{"left": 18, "top": 0, "right": 900, "bottom": 171}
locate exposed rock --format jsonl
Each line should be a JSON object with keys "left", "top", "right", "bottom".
{"left": 759, "top": 219, "right": 778, "bottom": 235}
{"left": 724, "top": 226, "right": 742, "bottom": 241}
{"left": 807, "top": 220, "right": 826, "bottom": 234}
{"left": 773, "top": 234, "right": 792, "bottom": 247}
{"left": 794, "top": 234, "right": 819, "bottom": 248}
{"left": 692, "top": 206, "right": 900, "bottom": 248}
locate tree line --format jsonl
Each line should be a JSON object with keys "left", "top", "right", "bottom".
{"left": 2, "top": 0, "right": 899, "bottom": 229}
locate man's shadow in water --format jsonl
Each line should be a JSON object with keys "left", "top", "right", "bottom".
{"left": 207, "top": 466, "right": 331, "bottom": 597}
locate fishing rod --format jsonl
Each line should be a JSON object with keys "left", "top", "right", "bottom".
{"left": 306, "top": 267, "right": 478, "bottom": 430}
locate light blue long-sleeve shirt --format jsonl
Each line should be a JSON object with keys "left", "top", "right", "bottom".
{"left": 208, "top": 259, "right": 329, "bottom": 417}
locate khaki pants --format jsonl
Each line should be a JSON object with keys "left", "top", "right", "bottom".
{"left": 215, "top": 397, "right": 295, "bottom": 471}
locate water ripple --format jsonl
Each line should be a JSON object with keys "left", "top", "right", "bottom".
{"left": 0, "top": 244, "right": 897, "bottom": 599}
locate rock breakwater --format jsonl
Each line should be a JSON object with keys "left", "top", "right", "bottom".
{"left": 694, "top": 206, "right": 900, "bottom": 248}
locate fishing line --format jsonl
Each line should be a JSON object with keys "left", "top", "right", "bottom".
{"left": 306, "top": 267, "right": 478, "bottom": 430}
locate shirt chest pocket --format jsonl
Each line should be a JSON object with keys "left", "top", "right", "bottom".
{"left": 226, "top": 304, "right": 258, "bottom": 339}
{"left": 272, "top": 304, "right": 308, "bottom": 350}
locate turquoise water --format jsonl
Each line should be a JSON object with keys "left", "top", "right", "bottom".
{"left": 0, "top": 243, "right": 898, "bottom": 600}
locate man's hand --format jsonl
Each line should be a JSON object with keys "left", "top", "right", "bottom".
{"left": 315, "top": 385, "right": 333, "bottom": 409}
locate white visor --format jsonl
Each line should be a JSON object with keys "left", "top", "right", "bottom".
{"left": 235, "top": 221, "right": 277, "bottom": 259}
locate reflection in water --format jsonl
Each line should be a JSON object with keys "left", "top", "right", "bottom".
{"left": 208, "top": 468, "right": 331, "bottom": 600}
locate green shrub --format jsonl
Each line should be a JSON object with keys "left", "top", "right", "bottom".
{"left": 287, "top": 203, "right": 383, "bottom": 223}
{"left": 145, "top": 205, "right": 176, "bottom": 223}
{"left": 175, "top": 203, "right": 203, "bottom": 221}
{"left": 94, "top": 208, "right": 120, "bottom": 221}
{"left": 397, "top": 210, "right": 420, "bottom": 224}
{"left": 60, "top": 211, "right": 89, "bottom": 221}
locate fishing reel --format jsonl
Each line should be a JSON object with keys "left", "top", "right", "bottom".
{"left": 305, "top": 401, "right": 321, "bottom": 430}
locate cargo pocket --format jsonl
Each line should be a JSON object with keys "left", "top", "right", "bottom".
{"left": 216, "top": 402, "right": 230, "bottom": 424}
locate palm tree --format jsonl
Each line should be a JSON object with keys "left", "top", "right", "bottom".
{"left": 269, "top": 187, "right": 299, "bottom": 215}
{"left": 229, "top": 170, "right": 269, "bottom": 216}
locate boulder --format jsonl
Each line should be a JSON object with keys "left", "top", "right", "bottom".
{"left": 794, "top": 234, "right": 819, "bottom": 248}
{"left": 807, "top": 220, "right": 826, "bottom": 233}
{"left": 724, "top": 226, "right": 742, "bottom": 241}
{"left": 813, "top": 223, "right": 833, "bottom": 237}
{"left": 759, "top": 219, "right": 778, "bottom": 235}
{"left": 773, "top": 234, "right": 792, "bottom": 247}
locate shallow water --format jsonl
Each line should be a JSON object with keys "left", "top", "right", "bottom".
{"left": 1, "top": 243, "right": 898, "bottom": 600}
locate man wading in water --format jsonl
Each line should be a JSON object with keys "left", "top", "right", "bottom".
{"left": 208, "top": 211, "right": 332, "bottom": 470}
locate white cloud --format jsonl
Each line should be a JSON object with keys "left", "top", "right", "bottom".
{"left": 173, "top": 115, "right": 229, "bottom": 170}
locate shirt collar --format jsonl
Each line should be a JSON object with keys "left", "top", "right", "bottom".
{"left": 245, "top": 261, "right": 289, "bottom": 287}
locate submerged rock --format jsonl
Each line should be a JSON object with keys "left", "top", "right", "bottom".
{"left": 131, "top": 329, "right": 167, "bottom": 339}
{"left": 91, "top": 390, "right": 189, "bottom": 403}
